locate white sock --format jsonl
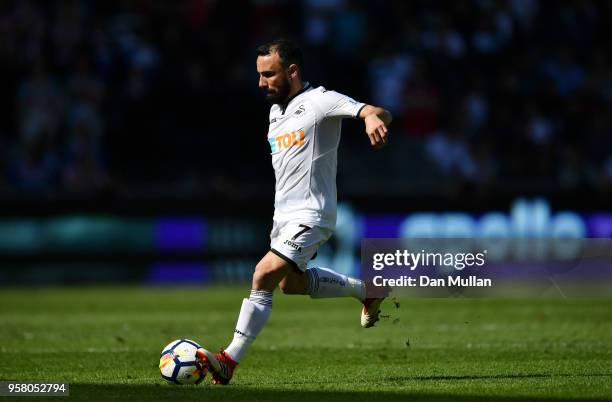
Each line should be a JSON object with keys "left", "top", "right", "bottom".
{"left": 224, "top": 290, "right": 272, "bottom": 362}
{"left": 305, "top": 267, "right": 365, "bottom": 300}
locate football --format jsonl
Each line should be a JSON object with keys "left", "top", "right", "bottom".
{"left": 159, "top": 339, "right": 207, "bottom": 385}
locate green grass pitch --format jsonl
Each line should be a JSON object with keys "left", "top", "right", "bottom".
{"left": 0, "top": 287, "right": 611, "bottom": 401}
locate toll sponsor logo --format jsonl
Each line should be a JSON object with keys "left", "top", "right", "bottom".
{"left": 268, "top": 130, "right": 305, "bottom": 153}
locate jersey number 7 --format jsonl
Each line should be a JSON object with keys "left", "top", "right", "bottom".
{"left": 292, "top": 224, "right": 311, "bottom": 240}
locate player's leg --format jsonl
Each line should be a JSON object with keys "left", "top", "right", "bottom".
{"left": 272, "top": 222, "right": 387, "bottom": 327}
{"left": 282, "top": 266, "right": 387, "bottom": 328}
{"left": 278, "top": 269, "right": 307, "bottom": 294}
{"left": 271, "top": 222, "right": 365, "bottom": 299}
{"left": 278, "top": 264, "right": 386, "bottom": 328}
{"left": 198, "top": 251, "right": 292, "bottom": 385}
{"left": 279, "top": 265, "right": 364, "bottom": 299}
{"left": 305, "top": 266, "right": 366, "bottom": 299}
{"left": 225, "top": 251, "right": 291, "bottom": 361}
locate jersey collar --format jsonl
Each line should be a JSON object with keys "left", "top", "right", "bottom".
{"left": 280, "top": 82, "right": 311, "bottom": 114}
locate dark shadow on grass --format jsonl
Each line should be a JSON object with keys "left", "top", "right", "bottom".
{"left": 385, "top": 373, "right": 612, "bottom": 382}
{"left": 19, "top": 384, "right": 612, "bottom": 402}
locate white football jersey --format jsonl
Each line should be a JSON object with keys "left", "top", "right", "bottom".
{"left": 267, "top": 83, "right": 365, "bottom": 229}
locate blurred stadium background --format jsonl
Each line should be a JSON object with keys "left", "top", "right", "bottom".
{"left": 1, "top": 0, "right": 612, "bottom": 286}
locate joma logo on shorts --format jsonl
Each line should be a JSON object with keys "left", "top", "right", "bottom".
{"left": 283, "top": 239, "right": 302, "bottom": 252}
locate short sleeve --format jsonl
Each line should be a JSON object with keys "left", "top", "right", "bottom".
{"left": 317, "top": 90, "right": 366, "bottom": 119}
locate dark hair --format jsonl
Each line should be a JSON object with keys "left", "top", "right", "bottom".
{"left": 256, "top": 38, "right": 303, "bottom": 75}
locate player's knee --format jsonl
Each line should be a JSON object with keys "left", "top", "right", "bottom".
{"left": 278, "top": 278, "right": 295, "bottom": 294}
{"left": 252, "top": 259, "right": 283, "bottom": 289}
{"left": 279, "top": 274, "right": 306, "bottom": 295}
{"left": 251, "top": 268, "right": 270, "bottom": 288}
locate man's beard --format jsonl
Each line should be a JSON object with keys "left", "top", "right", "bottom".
{"left": 265, "top": 78, "right": 291, "bottom": 104}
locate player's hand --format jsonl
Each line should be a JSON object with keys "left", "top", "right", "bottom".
{"left": 365, "top": 114, "right": 389, "bottom": 149}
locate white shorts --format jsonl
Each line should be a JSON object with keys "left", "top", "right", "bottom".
{"left": 270, "top": 221, "right": 333, "bottom": 272}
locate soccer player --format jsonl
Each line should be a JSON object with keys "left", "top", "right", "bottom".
{"left": 197, "top": 39, "right": 392, "bottom": 385}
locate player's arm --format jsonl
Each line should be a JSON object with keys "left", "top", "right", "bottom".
{"left": 358, "top": 105, "right": 392, "bottom": 149}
